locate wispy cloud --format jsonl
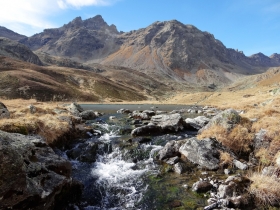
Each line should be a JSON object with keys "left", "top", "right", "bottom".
{"left": 0, "top": 0, "right": 61, "bottom": 36}
{"left": 0, "top": 0, "right": 117, "bottom": 36}
{"left": 58, "top": 0, "right": 116, "bottom": 9}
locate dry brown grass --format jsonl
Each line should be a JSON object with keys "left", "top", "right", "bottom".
{"left": 198, "top": 117, "right": 254, "bottom": 154}
{"left": 0, "top": 99, "right": 72, "bottom": 144}
{"left": 219, "top": 151, "right": 233, "bottom": 167}
{"left": 255, "top": 148, "right": 273, "bottom": 166}
{"left": 248, "top": 173, "right": 280, "bottom": 206}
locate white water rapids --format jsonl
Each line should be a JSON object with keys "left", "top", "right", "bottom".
{"left": 81, "top": 122, "right": 162, "bottom": 209}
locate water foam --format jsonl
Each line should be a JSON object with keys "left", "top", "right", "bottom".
{"left": 91, "top": 148, "right": 148, "bottom": 209}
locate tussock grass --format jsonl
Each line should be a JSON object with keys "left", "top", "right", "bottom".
{"left": 0, "top": 99, "right": 71, "bottom": 144}
{"left": 248, "top": 173, "right": 280, "bottom": 206}
{"left": 219, "top": 151, "right": 233, "bottom": 167}
{"left": 255, "top": 148, "right": 273, "bottom": 166}
{"left": 198, "top": 117, "right": 254, "bottom": 154}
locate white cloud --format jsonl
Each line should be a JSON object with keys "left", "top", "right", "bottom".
{"left": 0, "top": 0, "right": 116, "bottom": 36}
{"left": 0, "top": 0, "right": 60, "bottom": 36}
{"left": 58, "top": 0, "right": 116, "bottom": 9}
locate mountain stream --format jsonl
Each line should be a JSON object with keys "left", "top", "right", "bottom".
{"left": 59, "top": 105, "right": 208, "bottom": 209}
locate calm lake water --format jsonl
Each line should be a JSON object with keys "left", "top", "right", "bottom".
{"left": 81, "top": 104, "right": 197, "bottom": 114}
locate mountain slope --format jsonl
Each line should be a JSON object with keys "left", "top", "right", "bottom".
{"left": 101, "top": 20, "right": 280, "bottom": 83}
{"left": 0, "top": 56, "right": 172, "bottom": 101}
{"left": 0, "top": 37, "right": 42, "bottom": 65}
{"left": 0, "top": 26, "right": 26, "bottom": 41}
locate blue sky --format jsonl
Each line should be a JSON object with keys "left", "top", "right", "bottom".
{"left": 0, "top": 0, "right": 280, "bottom": 56}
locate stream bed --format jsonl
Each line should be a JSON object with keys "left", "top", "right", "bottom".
{"left": 59, "top": 104, "right": 215, "bottom": 209}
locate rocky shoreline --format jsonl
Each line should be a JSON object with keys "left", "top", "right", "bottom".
{"left": 1, "top": 102, "right": 280, "bottom": 209}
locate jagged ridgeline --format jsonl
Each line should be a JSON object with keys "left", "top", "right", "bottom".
{"left": 19, "top": 15, "right": 280, "bottom": 85}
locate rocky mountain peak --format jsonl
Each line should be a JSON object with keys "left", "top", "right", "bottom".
{"left": 62, "top": 15, "right": 119, "bottom": 34}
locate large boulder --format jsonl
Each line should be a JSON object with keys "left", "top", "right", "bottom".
{"left": 0, "top": 130, "right": 82, "bottom": 209}
{"left": 131, "top": 125, "right": 162, "bottom": 136}
{"left": 199, "top": 109, "right": 241, "bottom": 133}
{"left": 185, "top": 116, "right": 210, "bottom": 130}
{"left": 0, "top": 102, "right": 10, "bottom": 119}
{"left": 179, "top": 137, "right": 220, "bottom": 170}
{"left": 151, "top": 113, "right": 186, "bottom": 132}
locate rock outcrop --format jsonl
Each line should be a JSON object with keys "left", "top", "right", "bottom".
{"left": 151, "top": 113, "right": 186, "bottom": 132}
{"left": 0, "top": 130, "right": 82, "bottom": 209}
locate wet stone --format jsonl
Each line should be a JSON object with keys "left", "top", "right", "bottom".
{"left": 165, "top": 156, "right": 180, "bottom": 165}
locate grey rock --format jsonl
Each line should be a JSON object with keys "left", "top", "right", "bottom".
{"left": 217, "top": 182, "right": 237, "bottom": 198}
{"left": 262, "top": 166, "right": 278, "bottom": 176}
{"left": 233, "top": 160, "right": 248, "bottom": 170}
{"left": 131, "top": 125, "right": 162, "bottom": 136}
{"left": 117, "top": 108, "right": 132, "bottom": 114}
{"left": 79, "top": 110, "right": 98, "bottom": 120}
{"left": 53, "top": 108, "right": 68, "bottom": 114}
{"left": 179, "top": 137, "right": 220, "bottom": 170}
{"left": 224, "top": 169, "right": 232, "bottom": 175}
{"left": 157, "top": 140, "right": 185, "bottom": 160}
{"left": 156, "top": 110, "right": 167, "bottom": 115}
{"left": 192, "top": 180, "right": 213, "bottom": 193}
{"left": 174, "top": 162, "right": 185, "bottom": 174}
{"left": 0, "top": 130, "right": 82, "bottom": 209}
{"left": 0, "top": 102, "right": 10, "bottom": 119}
{"left": 254, "top": 129, "right": 269, "bottom": 150}
{"left": 185, "top": 116, "right": 210, "bottom": 130}
{"left": 66, "top": 142, "right": 98, "bottom": 163}
{"left": 199, "top": 109, "right": 241, "bottom": 133}
{"left": 132, "top": 110, "right": 150, "bottom": 120}
{"left": 165, "top": 156, "right": 180, "bottom": 165}
{"left": 28, "top": 104, "right": 36, "bottom": 114}
{"left": 151, "top": 113, "right": 186, "bottom": 132}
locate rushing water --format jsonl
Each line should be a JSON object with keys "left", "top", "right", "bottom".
{"left": 62, "top": 105, "right": 207, "bottom": 209}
